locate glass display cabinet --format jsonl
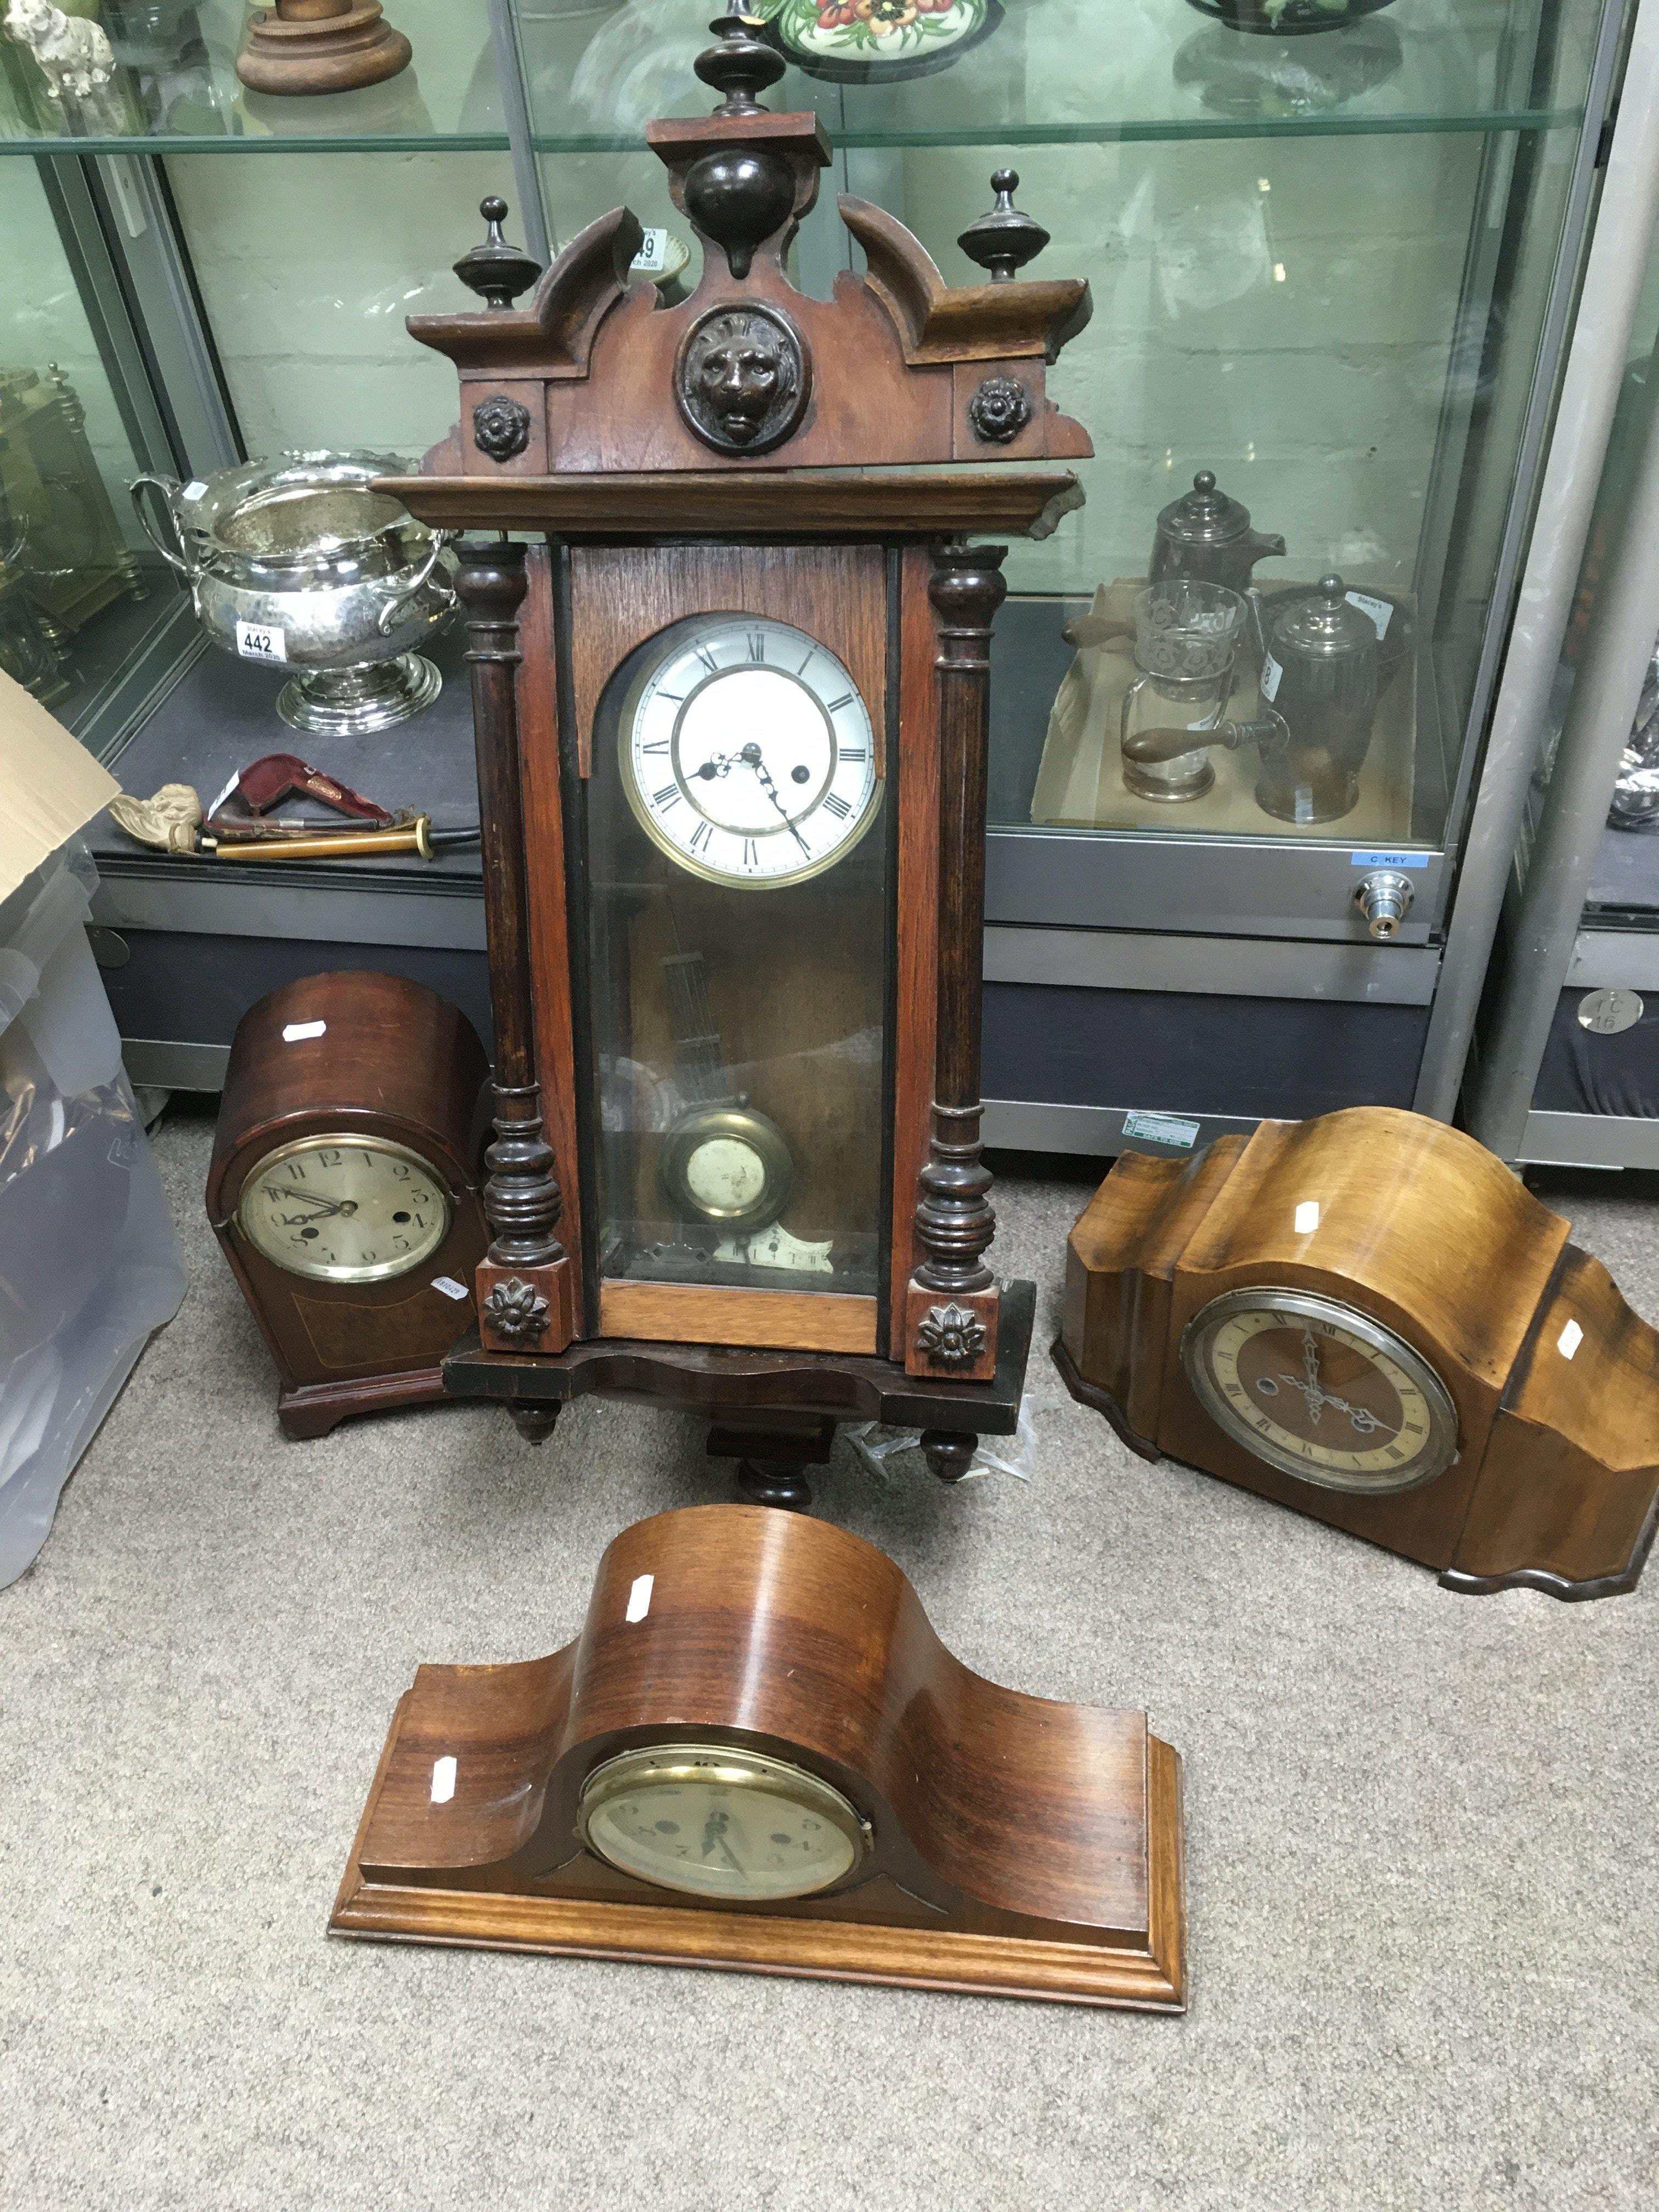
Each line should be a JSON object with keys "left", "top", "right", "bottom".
{"left": 1467, "top": 20, "right": 1659, "bottom": 1171}
{"left": 0, "top": 0, "right": 1635, "bottom": 1127}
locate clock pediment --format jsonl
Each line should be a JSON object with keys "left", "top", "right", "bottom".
{"left": 398, "top": 11, "right": 1091, "bottom": 487}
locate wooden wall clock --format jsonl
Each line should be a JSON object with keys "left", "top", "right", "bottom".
{"left": 331, "top": 1502, "right": 1187, "bottom": 2010}
{"left": 207, "top": 970, "right": 489, "bottom": 1437}
{"left": 372, "top": 7, "right": 1094, "bottom": 1502}
{"left": 1057, "top": 1107, "right": 1659, "bottom": 1601}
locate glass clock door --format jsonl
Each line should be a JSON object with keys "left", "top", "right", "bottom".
{"left": 584, "top": 610, "right": 891, "bottom": 1310}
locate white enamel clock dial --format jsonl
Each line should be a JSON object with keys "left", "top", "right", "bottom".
{"left": 620, "top": 616, "right": 880, "bottom": 887}
{"left": 237, "top": 1133, "right": 452, "bottom": 1283}
{"left": 1181, "top": 1286, "right": 1458, "bottom": 1496}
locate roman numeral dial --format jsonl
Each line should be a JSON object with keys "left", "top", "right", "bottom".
{"left": 620, "top": 616, "right": 881, "bottom": 888}
{"left": 1181, "top": 1286, "right": 1459, "bottom": 1497}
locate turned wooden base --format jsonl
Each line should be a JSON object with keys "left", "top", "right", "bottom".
{"left": 277, "top": 1364, "right": 450, "bottom": 1440}
{"left": 236, "top": 0, "right": 412, "bottom": 95}
{"left": 330, "top": 1506, "right": 1187, "bottom": 2009}
{"left": 1051, "top": 1335, "right": 1160, "bottom": 1462}
{"left": 1052, "top": 1339, "right": 1659, "bottom": 1604}
{"left": 444, "top": 1278, "right": 1034, "bottom": 1459}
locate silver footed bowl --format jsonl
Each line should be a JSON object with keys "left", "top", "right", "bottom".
{"left": 130, "top": 450, "right": 456, "bottom": 736}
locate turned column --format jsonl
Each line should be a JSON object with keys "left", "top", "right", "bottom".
{"left": 458, "top": 538, "right": 574, "bottom": 1354}
{"left": 903, "top": 542, "right": 1006, "bottom": 1384}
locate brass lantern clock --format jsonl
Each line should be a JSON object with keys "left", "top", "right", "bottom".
{"left": 376, "top": 8, "right": 1095, "bottom": 1500}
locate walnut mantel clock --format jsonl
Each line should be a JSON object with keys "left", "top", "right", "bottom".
{"left": 1057, "top": 1108, "right": 1659, "bottom": 1601}
{"left": 374, "top": 9, "right": 1094, "bottom": 1500}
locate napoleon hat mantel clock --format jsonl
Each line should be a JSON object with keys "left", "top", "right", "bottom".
{"left": 374, "top": 9, "right": 1094, "bottom": 1501}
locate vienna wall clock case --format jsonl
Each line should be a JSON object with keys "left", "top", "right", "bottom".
{"left": 1058, "top": 1107, "right": 1659, "bottom": 1601}
{"left": 374, "top": 7, "right": 1097, "bottom": 1500}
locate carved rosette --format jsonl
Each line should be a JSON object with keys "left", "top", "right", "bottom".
{"left": 968, "top": 375, "right": 1032, "bottom": 445}
{"left": 472, "top": 396, "right": 532, "bottom": 463}
{"left": 482, "top": 1276, "right": 551, "bottom": 1346}
{"left": 916, "top": 1303, "right": 988, "bottom": 1368}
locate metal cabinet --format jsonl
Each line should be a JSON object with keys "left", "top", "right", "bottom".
{"left": 1468, "top": 5, "right": 1659, "bottom": 1168}
{"left": 0, "top": 0, "right": 1643, "bottom": 1121}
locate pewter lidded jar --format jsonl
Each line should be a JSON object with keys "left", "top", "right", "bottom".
{"left": 1256, "top": 574, "right": 1379, "bottom": 825}
{"left": 1149, "top": 470, "right": 1287, "bottom": 596}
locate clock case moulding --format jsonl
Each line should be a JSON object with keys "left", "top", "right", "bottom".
{"left": 371, "top": 11, "right": 1096, "bottom": 1497}
{"left": 1056, "top": 1106, "right": 1659, "bottom": 1602}
{"left": 206, "top": 969, "right": 491, "bottom": 1437}
{"left": 332, "top": 1503, "right": 1187, "bottom": 2011}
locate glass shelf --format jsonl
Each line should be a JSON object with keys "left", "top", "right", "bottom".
{"left": 0, "top": 0, "right": 1594, "bottom": 157}
{"left": 0, "top": 0, "right": 508, "bottom": 152}
{"left": 517, "top": 0, "right": 1596, "bottom": 155}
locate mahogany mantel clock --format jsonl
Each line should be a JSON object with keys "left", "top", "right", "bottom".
{"left": 332, "top": 1503, "right": 1186, "bottom": 2010}
{"left": 375, "top": 10, "right": 1094, "bottom": 1499}
{"left": 208, "top": 970, "right": 490, "bottom": 1437}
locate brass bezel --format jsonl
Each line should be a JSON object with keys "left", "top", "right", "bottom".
{"left": 577, "top": 1740, "right": 872, "bottom": 1901}
{"left": 236, "top": 1131, "right": 453, "bottom": 1285}
{"left": 1181, "top": 1284, "right": 1459, "bottom": 1496}
{"left": 617, "top": 615, "right": 882, "bottom": 890}
{"left": 661, "top": 1103, "right": 794, "bottom": 1231}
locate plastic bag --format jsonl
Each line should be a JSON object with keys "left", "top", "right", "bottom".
{"left": 847, "top": 1394, "right": 1040, "bottom": 1488}
{"left": 0, "top": 846, "right": 187, "bottom": 1588}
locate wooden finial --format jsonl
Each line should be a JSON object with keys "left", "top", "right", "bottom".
{"left": 694, "top": 4, "right": 785, "bottom": 116}
{"left": 454, "top": 197, "right": 543, "bottom": 312}
{"left": 957, "top": 170, "right": 1050, "bottom": 284}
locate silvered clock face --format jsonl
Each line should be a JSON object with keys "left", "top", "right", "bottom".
{"left": 236, "top": 1133, "right": 452, "bottom": 1283}
{"left": 620, "top": 616, "right": 880, "bottom": 887}
{"left": 578, "top": 1742, "right": 868, "bottom": 1902}
{"left": 1181, "top": 1286, "right": 1458, "bottom": 1495}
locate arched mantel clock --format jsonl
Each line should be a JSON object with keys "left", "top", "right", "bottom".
{"left": 374, "top": 8, "right": 1094, "bottom": 1501}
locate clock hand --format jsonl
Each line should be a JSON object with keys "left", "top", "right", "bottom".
{"left": 1300, "top": 1330, "right": 1331, "bottom": 1420}
{"left": 1318, "top": 1392, "right": 1396, "bottom": 1437}
{"left": 1268, "top": 1369, "right": 1397, "bottom": 1440}
{"left": 1269, "top": 1365, "right": 1331, "bottom": 1424}
{"left": 269, "top": 1187, "right": 358, "bottom": 1218}
{"left": 738, "top": 742, "right": 811, "bottom": 855}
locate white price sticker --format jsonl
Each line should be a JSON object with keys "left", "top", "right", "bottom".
{"left": 631, "top": 226, "right": 669, "bottom": 276}
{"left": 1259, "top": 653, "right": 1282, "bottom": 702}
{"left": 1345, "top": 589, "right": 1393, "bottom": 640}
{"left": 282, "top": 1019, "right": 326, "bottom": 1043}
{"left": 431, "top": 1276, "right": 469, "bottom": 1302}
{"left": 235, "top": 618, "right": 288, "bottom": 664}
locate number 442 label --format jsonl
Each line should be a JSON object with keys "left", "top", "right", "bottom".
{"left": 235, "top": 618, "right": 288, "bottom": 664}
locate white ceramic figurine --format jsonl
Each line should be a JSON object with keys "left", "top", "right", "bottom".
{"left": 3, "top": 0, "right": 117, "bottom": 103}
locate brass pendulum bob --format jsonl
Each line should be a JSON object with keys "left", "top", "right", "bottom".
{"left": 235, "top": 0, "right": 413, "bottom": 96}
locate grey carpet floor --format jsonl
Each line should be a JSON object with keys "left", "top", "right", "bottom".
{"left": 2, "top": 1111, "right": 1655, "bottom": 2212}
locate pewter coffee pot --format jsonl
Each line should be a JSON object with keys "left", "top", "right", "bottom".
{"left": 1149, "top": 470, "right": 1286, "bottom": 596}
{"left": 1256, "top": 574, "right": 1379, "bottom": 824}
